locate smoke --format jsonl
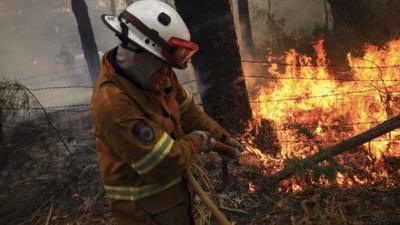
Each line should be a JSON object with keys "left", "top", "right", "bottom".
{"left": 0, "top": 0, "right": 330, "bottom": 107}
{"left": 247, "top": 0, "right": 333, "bottom": 54}
{"left": 230, "top": 0, "right": 334, "bottom": 98}
{"left": 0, "top": 1, "right": 102, "bottom": 107}
{"left": 269, "top": 0, "right": 332, "bottom": 34}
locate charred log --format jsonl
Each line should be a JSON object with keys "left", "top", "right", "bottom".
{"left": 267, "top": 115, "right": 400, "bottom": 185}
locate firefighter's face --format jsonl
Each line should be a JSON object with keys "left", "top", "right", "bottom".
{"left": 150, "top": 66, "right": 173, "bottom": 92}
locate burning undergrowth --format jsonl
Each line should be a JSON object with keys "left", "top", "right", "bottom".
{"left": 197, "top": 39, "right": 400, "bottom": 225}
{"left": 242, "top": 38, "right": 400, "bottom": 191}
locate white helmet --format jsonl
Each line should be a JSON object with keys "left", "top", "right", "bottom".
{"left": 102, "top": 0, "right": 198, "bottom": 69}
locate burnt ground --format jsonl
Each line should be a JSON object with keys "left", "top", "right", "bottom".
{"left": 0, "top": 121, "right": 399, "bottom": 225}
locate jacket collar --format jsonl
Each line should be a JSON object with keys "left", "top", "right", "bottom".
{"left": 97, "top": 47, "right": 160, "bottom": 115}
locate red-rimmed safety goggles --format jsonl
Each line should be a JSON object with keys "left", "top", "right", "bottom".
{"left": 163, "top": 37, "right": 199, "bottom": 69}
{"left": 120, "top": 10, "right": 199, "bottom": 69}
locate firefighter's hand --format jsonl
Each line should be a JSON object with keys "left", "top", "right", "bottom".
{"left": 193, "top": 130, "right": 216, "bottom": 152}
{"left": 225, "top": 137, "right": 245, "bottom": 154}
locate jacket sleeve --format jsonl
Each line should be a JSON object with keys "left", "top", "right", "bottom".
{"left": 97, "top": 89, "right": 203, "bottom": 185}
{"left": 174, "top": 79, "right": 231, "bottom": 141}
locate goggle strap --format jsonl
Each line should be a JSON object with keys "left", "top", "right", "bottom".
{"left": 120, "top": 10, "right": 172, "bottom": 52}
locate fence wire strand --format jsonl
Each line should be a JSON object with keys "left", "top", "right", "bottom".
{"left": 2, "top": 68, "right": 399, "bottom": 146}
{"left": 240, "top": 59, "right": 400, "bottom": 69}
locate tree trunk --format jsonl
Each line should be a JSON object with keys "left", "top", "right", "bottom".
{"left": 125, "top": 0, "right": 134, "bottom": 6}
{"left": 268, "top": 0, "right": 271, "bottom": 18}
{"left": 71, "top": 0, "right": 100, "bottom": 85}
{"left": 175, "top": 0, "right": 253, "bottom": 133}
{"left": 0, "top": 111, "right": 4, "bottom": 160}
{"left": 111, "top": 0, "right": 116, "bottom": 15}
{"left": 238, "top": 0, "right": 255, "bottom": 58}
{"left": 326, "top": 0, "right": 390, "bottom": 45}
{"left": 323, "top": 0, "right": 329, "bottom": 31}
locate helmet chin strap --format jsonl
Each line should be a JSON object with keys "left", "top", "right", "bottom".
{"left": 117, "top": 21, "right": 129, "bottom": 47}
{"left": 117, "top": 18, "right": 144, "bottom": 53}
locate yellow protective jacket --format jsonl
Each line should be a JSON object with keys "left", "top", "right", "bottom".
{"left": 91, "top": 48, "right": 229, "bottom": 225}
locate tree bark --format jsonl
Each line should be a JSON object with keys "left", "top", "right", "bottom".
{"left": 125, "top": 0, "right": 134, "bottom": 6}
{"left": 71, "top": 0, "right": 100, "bottom": 85}
{"left": 326, "top": 0, "right": 390, "bottom": 44}
{"left": 267, "top": 115, "right": 400, "bottom": 185}
{"left": 323, "top": 0, "right": 329, "bottom": 30}
{"left": 0, "top": 111, "right": 4, "bottom": 160}
{"left": 111, "top": 0, "right": 116, "bottom": 15}
{"left": 175, "top": 0, "right": 253, "bottom": 133}
{"left": 238, "top": 0, "right": 255, "bottom": 58}
{"left": 268, "top": 0, "right": 271, "bottom": 18}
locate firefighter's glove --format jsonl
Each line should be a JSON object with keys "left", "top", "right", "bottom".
{"left": 225, "top": 137, "right": 244, "bottom": 159}
{"left": 193, "top": 130, "right": 216, "bottom": 152}
{"left": 220, "top": 137, "right": 244, "bottom": 162}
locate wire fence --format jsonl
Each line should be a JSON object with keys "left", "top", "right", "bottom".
{"left": 9, "top": 85, "right": 396, "bottom": 110}
{"left": 23, "top": 74, "right": 399, "bottom": 92}
{"left": 175, "top": 74, "right": 400, "bottom": 85}
{"left": 2, "top": 72, "right": 397, "bottom": 115}
{"left": 6, "top": 57, "right": 399, "bottom": 83}
{"left": 240, "top": 59, "right": 400, "bottom": 69}
{"left": 1, "top": 60, "right": 399, "bottom": 148}
{"left": 29, "top": 85, "right": 94, "bottom": 92}
{"left": 23, "top": 72, "right": 90, "bottom": 86}
{"left": 9, "top": 59, "right": 399, "bottom": 84}
{"left": 3, "top": 101, "right": 398, "bottom": 135}
{"left": 2, "top": 104, "right": 91, "bottom": 111}
{"left": 250, "top": 86, "right": 399, "bottom": 103}
{"left": 244, "top": 75, "right": 400, "bottom": 82}
{"left": 10, "top": 63, "right": 87, "bottom": 81}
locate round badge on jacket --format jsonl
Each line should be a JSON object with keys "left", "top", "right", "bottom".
{"left": 132, "top": 120, "right": 157, "bottom": 144}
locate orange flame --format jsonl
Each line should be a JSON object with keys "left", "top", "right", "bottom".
{"left": 247, "top": 39, "right": 400, "bottom": 190}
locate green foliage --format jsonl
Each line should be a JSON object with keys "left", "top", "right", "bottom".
{"left": 286, "top": 157, "right": 308, "bottom": 177}
{"left": 284, "top": 122, "right": 346, "bottom": 181}
{"left": 286, "top": 157, "right": 345, "bottom": 181}
{"left": 310, "top": 160, "right": 345, "bottom": 181}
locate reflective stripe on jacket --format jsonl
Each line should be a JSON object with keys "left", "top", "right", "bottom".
{"left": 104, "top": 177, "right": 182, "bottom": 201}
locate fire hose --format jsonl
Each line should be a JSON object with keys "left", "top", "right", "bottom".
{"left": 186, "top": 141, "right": 240, "bottom": 225}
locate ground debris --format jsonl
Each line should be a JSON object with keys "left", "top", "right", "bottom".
{"left": 0, "top": 122, "right": 399, "bottom": 225}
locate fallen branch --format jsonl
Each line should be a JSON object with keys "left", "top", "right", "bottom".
{"left": 28, "top": 195, "right": 55, "bottom": 224}
{"left": 45, "top": 200, "right": 54, "bottom": 225}
{"left": 267, "top": 115, "right": 400, "bottom": 185}
{"left": 220, "top": 206, "right": 249, "bottom": 214}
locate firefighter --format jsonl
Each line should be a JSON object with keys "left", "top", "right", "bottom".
{"left": 91, "top": 1, "right": 244, "bottom": 225}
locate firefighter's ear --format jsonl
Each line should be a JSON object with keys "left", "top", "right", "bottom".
{"left": 131, "top": 120, "right": 157, "bottom": 144}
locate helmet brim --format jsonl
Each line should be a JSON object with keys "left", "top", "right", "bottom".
{"left": 102, "top": 14, "right": 122, "bottom": 35}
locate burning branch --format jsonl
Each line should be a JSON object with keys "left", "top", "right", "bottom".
{"left": 267, "top": 115, "right": 400, "bottom": 185}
